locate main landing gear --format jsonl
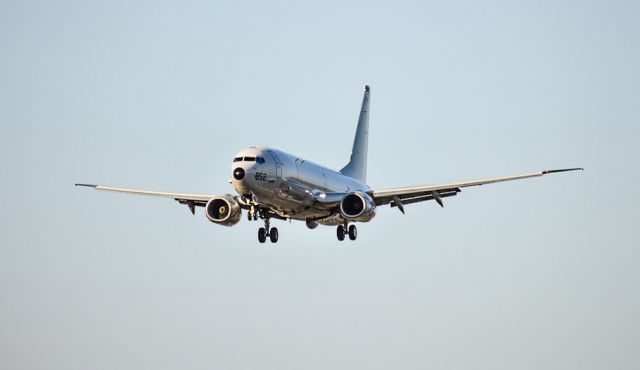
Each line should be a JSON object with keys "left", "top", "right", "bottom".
{"left": 256, "top": 210, "right": 278, "bottom": 244}
{"left": 336, "top": 224, "right": 357, "bottom": 241}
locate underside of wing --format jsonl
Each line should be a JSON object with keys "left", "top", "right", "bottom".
{"left": 75, "top": 183, "right": 225, "bottom": 214}
{"left": 369, "top": 168, "right": 583, "bottom": 212}
{"left": 76, "top": 183, "right": 215, "bottom": 201}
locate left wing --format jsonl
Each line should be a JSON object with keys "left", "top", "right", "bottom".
{"left": 369, "top": 168, "right": 583, "bottom": 213}
{"left": 75, "top": 183, "right": 219, "bottom": 214}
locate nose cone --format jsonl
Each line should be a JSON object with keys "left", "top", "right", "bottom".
{"left": 233, "top": 167, "right": 245, "bottom": 180}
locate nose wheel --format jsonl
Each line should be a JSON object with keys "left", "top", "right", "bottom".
{"left": 337, "top": 224, "right": 357, "bottom": 241}
{"left": 269, "top": 227, "right": 279, "bottom": 243}
{"left": 257, "top": 215, "right": 278, "bottom": 244}
{"left": 258, "top": 227, "right": 267, "bottom": 243}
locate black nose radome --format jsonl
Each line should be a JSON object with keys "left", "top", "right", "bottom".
{"left": 233, "top": 167, "right": 245, "bottom": 180}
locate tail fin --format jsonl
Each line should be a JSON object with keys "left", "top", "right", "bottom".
{"left": 340, "top": 85, "right": 370, "bottom": 182}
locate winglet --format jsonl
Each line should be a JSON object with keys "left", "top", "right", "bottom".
{"left": 75, "top": 183, "right": 97, "bottom": 188}
{"left": 542, "top": 168, "right": 584, "bottom": 175}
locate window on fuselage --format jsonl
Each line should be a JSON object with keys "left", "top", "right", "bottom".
{"left": 244, "top": 156, "right": 256, "bottom": 162}
{"left": 256, "top": 157, "right": 265, "bottom": 164}
{"left": 233, "top": 157, "right": 242, "bottom": 162}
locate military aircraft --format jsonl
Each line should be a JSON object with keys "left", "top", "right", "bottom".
{"left": 77, "top": 85, "right": 582, "bottom": 243}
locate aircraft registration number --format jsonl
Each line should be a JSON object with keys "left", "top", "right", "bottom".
{"left": 254, "top": 172, "right": 268, "bottom": 181}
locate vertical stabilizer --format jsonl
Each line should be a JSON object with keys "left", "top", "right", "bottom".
{"left": 340, "top": 85, "right": 370, "bottom": 182}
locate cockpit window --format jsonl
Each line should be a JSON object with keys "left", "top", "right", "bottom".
{"left": 234, "top": 156, "right": 263, "bottom": 163}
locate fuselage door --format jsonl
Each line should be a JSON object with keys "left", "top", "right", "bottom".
{"left": 322, "top": 172, "right": 328, "bottom": 192}
{"left": 268, "top": 150, "right": 283, "bottom": 179}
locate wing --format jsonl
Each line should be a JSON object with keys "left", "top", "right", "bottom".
{"left": 75, "top": 183, "right": 220, "bottom": 214}
{"left": 369, "top": 168, "right": 583, "bottom": 213}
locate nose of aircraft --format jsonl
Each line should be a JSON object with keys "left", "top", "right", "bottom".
{"left": 233, "top": 167, "right": 245, "bottom": 180}
{"left": 231, "top": 162, "right": 254, "bottom": 195}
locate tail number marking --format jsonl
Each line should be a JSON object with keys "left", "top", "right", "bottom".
{"left": 254, "top": 172, "right": 268, "bottom": 181}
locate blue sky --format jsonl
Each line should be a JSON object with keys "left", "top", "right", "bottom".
{"left": 1, "top": 1, "right": 639, "bottom": 369}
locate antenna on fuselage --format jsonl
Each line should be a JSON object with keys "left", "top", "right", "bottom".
{"left": 340, "top": 85, "right": 370, "bottom": 182}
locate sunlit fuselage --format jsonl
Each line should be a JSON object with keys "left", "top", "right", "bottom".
{"left": 230, "top": 146, "right": 370, "bottom": 223}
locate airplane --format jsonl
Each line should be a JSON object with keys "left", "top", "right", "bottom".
{"left": 76, "top": 85, "right": 582, "bottom": 243}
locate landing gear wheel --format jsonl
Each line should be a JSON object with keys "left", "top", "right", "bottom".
{"left": 348, "top": 225, "right": 357, "bottom": 240}
{"left": 337, "top": 225, "right": 345, "bottom": 241}
{"left": 269, "top": 227, "right": 279, "bottom": 243}
{"left": 258, "top": 227, "right": 267, "bottom": 243}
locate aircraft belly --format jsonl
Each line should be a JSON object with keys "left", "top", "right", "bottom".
{"left": 259, "top": 196, "right": 331, "bottom": 220}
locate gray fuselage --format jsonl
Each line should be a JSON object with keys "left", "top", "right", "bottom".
{"left": 230, "top": 146, "right": 370, "bottom": 222}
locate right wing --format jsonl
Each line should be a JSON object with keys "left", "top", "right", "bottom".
{"left": 369, "top": 168, "right": 583, "bottom": 213}
{"left": 75, "top": 183, "right": 221, "bottom": 214}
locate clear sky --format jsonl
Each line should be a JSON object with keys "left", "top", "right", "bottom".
{"left": 1, "top": 1, "right": 638, "bottom": 369}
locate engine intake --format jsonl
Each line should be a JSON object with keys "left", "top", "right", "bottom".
{"left": 339, "top": 192, "right": 376, "bottom": 222}
{"left": 205, "top": 195, "right": 242, "bottom": 226}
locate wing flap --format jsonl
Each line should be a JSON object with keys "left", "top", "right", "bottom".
{"left": 378, "top": 187, "right": 460, "bottom": 206}
{"left": 390, "top": 190, "right": 460, "bottom": 208}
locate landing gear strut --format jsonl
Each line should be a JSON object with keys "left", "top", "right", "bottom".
{"left": 337, "top": 224, "right": 357, "bottom": 241}
{"left": 257, "top": 212, "right": 278, "bottom": 244}
{"left": 248, "top": 206, "right": 259, "bottom": 221}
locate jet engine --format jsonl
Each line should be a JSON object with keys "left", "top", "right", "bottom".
{"left": 205, "top": 195, "right": 242, "bottom": 226}
{"left": 339, "top": 192, "right": 376, "bottom": 222}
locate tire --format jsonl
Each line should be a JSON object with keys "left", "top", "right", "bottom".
{"left": 348, "top": 224, "right": 357, "bottom": 240}
{"left": 269, "top": 227, "right": 279, "bottom": 243}
{"left": 258, "top": 227, "right": 267, "bottom": 243}
{"left": 337, "top": 225, "right": 345, "bottom": 241}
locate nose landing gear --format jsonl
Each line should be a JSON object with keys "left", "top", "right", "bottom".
{"left": 257, "top": 212, "right": 278, "bottom": 244}
{"left": 258, "top": 227, "right": 267, "bottom": 243}
{"left": 269, "top": 227, "right": 279, "bottom": 243}
{"left": 336, "top": 224, "right": 357, "bottom": 241}
{"left": 247, "top": 205, "right": 259, "bottom": 221}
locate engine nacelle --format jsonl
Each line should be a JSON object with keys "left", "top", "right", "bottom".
{"left": 339, "top": 192, "right": 376, "bottom": 222}
{"left": 205, "top": 195, "right": 242, "bottom": 226}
